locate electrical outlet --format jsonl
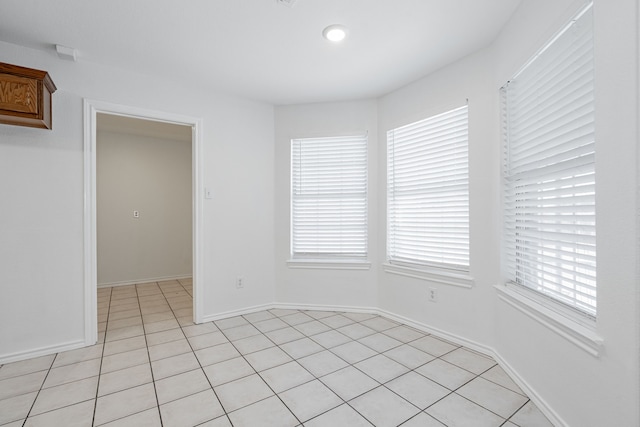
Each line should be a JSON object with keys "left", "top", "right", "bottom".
{"left": 428, "top": 288, "right": 437, "bottom": 302}
{"left": 133, "top": 210, "right": 140, "bottom": 218}
{"left": 236, "top": 277, "right": 244, "bottom": 289}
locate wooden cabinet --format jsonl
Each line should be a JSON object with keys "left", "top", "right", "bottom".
{"left": 0, "top": 62, "right": 57, "bottom": 129}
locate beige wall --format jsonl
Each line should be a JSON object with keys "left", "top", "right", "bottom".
{"left": 96, "top": 117, "right": 192, "bottom": 286}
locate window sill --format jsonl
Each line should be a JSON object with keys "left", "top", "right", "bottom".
{"left": 494, "top": 284, "right": 603, "bottom": 357}
{"left": 287, "top": 259, "right": 371, "bottom": 270}
{"left": 382, "top": 262, "right": 474, "bottom": 288}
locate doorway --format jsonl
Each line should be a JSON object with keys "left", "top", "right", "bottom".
{"left": 83, "top": 100, "right": 204, "bottom": 345}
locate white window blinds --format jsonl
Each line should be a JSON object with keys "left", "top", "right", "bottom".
{"left": 502, "top": 3, "right": 596, "bottom": 317}
{"left": 387, "top": 105, "right": 469, "bottom": 270}
{"left": 291, "top": 135, "right": 368, "bottom": 259}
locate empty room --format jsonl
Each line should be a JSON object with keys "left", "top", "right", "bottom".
{"left": 0, "top": 0, "right": 638, "bottom": 426}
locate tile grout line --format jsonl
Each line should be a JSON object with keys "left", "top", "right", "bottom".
{"left": 91, "top": 285, "right": 114, "bottom": 426}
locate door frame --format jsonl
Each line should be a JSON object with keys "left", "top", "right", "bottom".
{"left": 83, "top": 99, "right": 204, "bottom": 345}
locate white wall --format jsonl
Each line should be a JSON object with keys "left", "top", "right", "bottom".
{"left": 374, "top": 0, "right": 640, "bottom": 426}
{"left": 0, "top": 41, "right": 275, "bottom": 361}
{"left": 96, "top": 127, "right": 192, "bottom": 286}
{"left": 274, "top": 100, "right": 379, "bottom": 309}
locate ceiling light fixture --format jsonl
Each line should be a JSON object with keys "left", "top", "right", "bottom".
{"left": 323, "top": 25, "right": 348, "bottom": 43}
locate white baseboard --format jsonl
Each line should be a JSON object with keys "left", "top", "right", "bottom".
{"left": 200, "top": 303, "right": 273, "bottom": 323}
{"left": 97, "top": 274, "right": 192, "bottom": 288}
{"left": 0, "top": 339, "right": 86, "bottom": 365}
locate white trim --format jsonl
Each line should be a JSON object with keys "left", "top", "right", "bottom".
{"left": 286, "top": 259, "right": 371, "bottom": 270}
{"left": 0, "top": 339, "right": 86, "bottom": 365}
{"left": 495, "top": 284, "right": 603, "bottom": 357}
{"left": 200, "top": 303, "right": 274, "bottom": 323}
{"left": 382, "top": 262, "right": 474, "bottom": 288}
{"left": 83, "top": 99, "right": 205, "bottom": 348}
{"left": 97, "top": 275, "right": 192, "bottom": 289}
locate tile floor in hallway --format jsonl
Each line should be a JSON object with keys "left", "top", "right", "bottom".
{"left": 0, "top": 278, "right": 553, "bottom": 427}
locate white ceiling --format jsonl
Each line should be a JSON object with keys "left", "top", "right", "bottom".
{"left": 0, "top": 0, "right": 521, "bottom": 105}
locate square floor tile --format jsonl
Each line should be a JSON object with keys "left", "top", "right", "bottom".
{"left": 355, "top": 354, "right": 409, "bottom": 383}
{"left": 148, "top": 339, "right": 191, "bottom": 362}
{"left": 401, "top": 412, "right": 446, "bottom": 427}
{"left": 232, "top": 334, "right": 275, "bottom": 355}
{"left": 103, "top": 336, "right": 146, "bottom": 357}
{"left": 31, "top": 376, "right": 98, "bottom": 415}
{"left": 310, "top": 330, "right": 351, "bottom": 349}
{"left": 409, "top": 336, "right": 458, "bottom": 357}
{"left": 144, "top": 318, "right": 180, "bottom": 334}
{"left": 160, "top": 389, "right": 225, "bottom": 427}
{"left": 280, "top": 337, "right": 324, "bottom": 359}
{"left": 100, "top": 348, "right": 148, "bottom": 374}
{"left": 107, "top": 316, "right": 142, "bottom": 331}
{"left": 253, "top": 318, "right": 288, "bottom": 333}
{"left": 320, "top": 314, "right": 354, "bottom": 329}
{"left": 278, "top": 379, "right": 342, "bottom": 422}
{"left": 0, "top": 391, "right": 38, "bottom": 425}
{"left": 151, "top": 352, "right": 200, "bottom": 380}
{"left": 426, "top": 392, "right": 505, "bottom": 427}
{"left": 244, "top": 346, "right": 292, "bottom": 372}
{"left": 280, "top": 312, "right": 314, "bottom": 326}
{"left": 155, "top": 368, "right": 211, "bottom": 404}
{"left": 0, "top": 371, "right": 47, "bottom": 400}
{"left": 98, "top": 363, "right": 153, "bottom": 397}
{"left": 181, "top": 322, "right": 218, "bottom": 338}
{"left": 342, "top": 312, "right": 377, "bottom": 322}
{"left": 105, "top": 325, "right": 144, "bottom": 342}
{"left": 43, "top": 359, "right": 101, "bottom": 388}
{"left": 264, "top": 327, "right": 305, "bottom": 345}
{"left": 195, "top": 342, "right": 241, "bottom": 367}
{"left": 457, "top": 377, "right": 528, "bottom": 419}
{"left": 0, "top": 355, "right": 54, "bottom": 380}
{"left": 386, "top": 371, "right": 450, "bottom": 409}
{"left": 52, "top": 344, "right": 103, "bottom": 368}
{"left": 509, "top": 401, "right": 554, "bottom": 427}
{"left": 222, "top": 324, "right": 261, "bottom": 341}
{"left": 350, "top": 386, "right": 419, "bottom": 427}
{"left": 98, "top": 407, "right": 161, "bottom": 426}
{"left": 227, "top": 395, "right": 298, "bottom": 427}
{"left": 94, "top": 383, "right": 157, "bottom": 425}
{"left": 145, "top": 328, "right": 185, "bottom": 347}
{"left": 297, "top": 350, "right": 349, "bottom": 377}
{"left": 360, "top": 317, "right": 399, "bottom": 332}
{"left": 358, "top": 333, "right": 402, "bottom": 353}
{"left": 259, "top": 361, "right": 314, "bottom": 393}
{"left": 304, "top": 403, "right": 372, "bottom": 427}
{"left": 441, "top": 348, "right": 496, "bottom": 375}
{"left": 415, "top": 359, "right": 476, "bottom": 390}
{"left": 330, "top": 341, "right": 377, "bottom": 364}
{"left": 383, "top": 344, "right": 435, "bottom": 369}
{"left": 203, "top": 356, "right": 254, "bottom": 386}
{"left": 214, "top": 374, "right": 274, "bottom": 412}
{"left": 242, "top": 310, "right": 276, "bottom": 323}
{"left": 337, "top": 323, "right": 377, "bottom": 340}
{"left": 381, "top": 325, "right": 426, "bottom": 343}
{"left": 319, "top": 366, "right": 379, "bottom": 401}
{"left": 24, "top": 399, "right": 95, "bottom": 427}
{"left": 481, "top": 365, "right": 524, "bottom": 395}
{"left": 187, "top": 331, "right": 229, "bottom": 350}
{"left": 215, "top": 316, "right": 249, "bottom": 330}
{"left": 294, "top": 320, "right": 331, "bottom": 336}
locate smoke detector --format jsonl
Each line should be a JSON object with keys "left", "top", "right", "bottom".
{"left": 276, "top": 0, "right": 297, "bottom": 7}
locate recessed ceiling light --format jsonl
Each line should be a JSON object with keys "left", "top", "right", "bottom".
{"left": 323, "top": 25, "right": 348, "bottom": 43}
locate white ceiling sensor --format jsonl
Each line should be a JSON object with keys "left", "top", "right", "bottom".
{"left": 276, "top": 0, "right": 298, "bottom": 7}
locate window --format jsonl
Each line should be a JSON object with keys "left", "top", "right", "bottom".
{"left": 502, "top": 3, "right": 596, "bottom": 317}
{"left": 291, "top": 135, "right": 367, "bottom": 259}
{"left": 387, "top": 105, "right": 469, "bottom": 271}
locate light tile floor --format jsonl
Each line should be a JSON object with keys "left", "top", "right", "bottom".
{"left": 0, "top": 278, "right": 554, "bottom": 426}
